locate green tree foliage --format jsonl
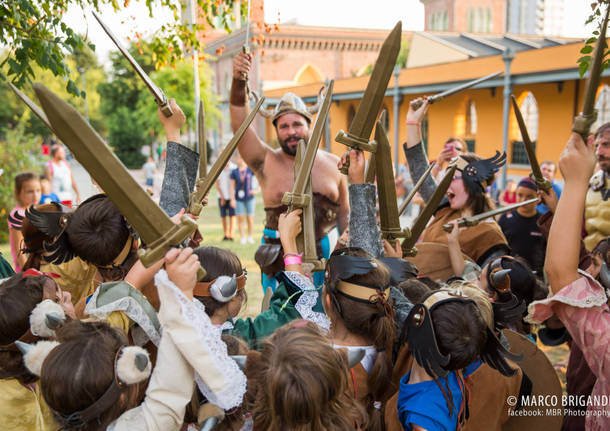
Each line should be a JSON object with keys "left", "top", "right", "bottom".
{"left": 0, "top": 118, "right": 44, "bottom": 242}
{"left": 98, "top": 40, "right": 219, "bottom": 168}
{"left": 0, "top": 0, "right": 245, "bottom": 96}
{"left": 579, "top": 0, "right": 610, "bottom": 77}
{"left": 0, "top": 46, "right": 106, "bottom": 140}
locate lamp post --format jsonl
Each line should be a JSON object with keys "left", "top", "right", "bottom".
{"left": 501, "top": 48, "right": 514, "bottom": 189}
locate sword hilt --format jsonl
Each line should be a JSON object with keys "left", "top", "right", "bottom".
{"left": 138, "top": 216, "right": 207, "bottom": 280}
{"left": 529, "top": 172, "right": 552, "bottom": 193}
{"left": 157, "top": 94, "right": 174, "bottom": 118}
{"left": 572, "top": 111, "right": 598, "bottom": 142}
{"left": 335, "top": 130, "right": 377, "bottom": 175}
{"left": 381, "top": 227, "right": 411, "bottom": 241}
{"left": 401, "top": 244, "right": 418, "bottom": 257}
{"left": 340, "top": 154, "right": 350, "bottom": 175}
{"left": 411, "top": 97, "right": 437, "bottom": 111}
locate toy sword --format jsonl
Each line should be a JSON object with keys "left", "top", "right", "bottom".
{"left": 8, "top": 82, "right": 55, "bottom": 133}
{"left": 510, "top": 95, "right": 551, "bottom": 192}
{"left": 187, "top": 96, "right": 265, "bottom": 215}
{"left": 442, "top": 198, "right": 539, "bottom": 233}
{"left": 364, "top": 110, "right": 387, "bottom": 183}
{"left": 335, "top": 21, "right": 402, "bottom": 174}
{"left": 572, "top": 5, "right": 610, "bottom": 140}
{"left": 198, "top": 100, "right": 207, "bottom": 178}
{"left": 398, "top": 162, "right": 435, "bottom": 217}
{"left": 33, "top": 83, "right": 205, "bottom": 279}
{"left": 411, "top": 71, "right": 502, "bottom": 111}
{"left": 92, "top": 11, "right": 173, "bottom": 117}
{"left": 375, "top": 120, "right": 409, "bottom": 241}
{"left": 282, "top": 81, "right": 334, "bottom": 271}
{"left": 402, "top": 164, "right": 458, "bottom": 256}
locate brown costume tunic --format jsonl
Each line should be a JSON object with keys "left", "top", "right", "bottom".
{"left": 421, "top": 206, "right": 509, "bottom": 266}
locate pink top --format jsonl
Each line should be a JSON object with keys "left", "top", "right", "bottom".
{"left": 528, "top": 272, "right": 610, "bottom": 430}
{"left": 7, "top": 206, "right": 24, "bottom": 272}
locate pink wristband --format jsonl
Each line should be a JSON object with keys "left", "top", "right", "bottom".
{"left": 284, "top": 255, "right": 302, "bottom": 266}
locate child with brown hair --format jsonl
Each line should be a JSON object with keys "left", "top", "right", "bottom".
{"left": 323, "top": 247, "right": 397, "bottom": 431}
{"left": 0, "top": 270, "right": 76, "bottom": 430}
{"left": 8, "top": 172, "right": 41, "bottom": 271}
{"left": 246, "top": 320, "right": 367, "bottom": 431}
{"left": 17, "top": 248, "right": 246, "bottom": 431}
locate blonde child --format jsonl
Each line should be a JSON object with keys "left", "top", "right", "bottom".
{"left": 8, "top": 173, "right": 41, "bottom": 271}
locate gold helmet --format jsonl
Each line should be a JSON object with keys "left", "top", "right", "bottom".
{"left": 260, "top": 87, "right": 324, "bottom": 126}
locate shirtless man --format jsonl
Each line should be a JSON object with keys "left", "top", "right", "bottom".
{"left": 230, "top": 51, "right": 349, "bottom": 292}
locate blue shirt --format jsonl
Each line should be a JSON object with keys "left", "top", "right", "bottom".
{"left": 398, "top": 361, "right": 481, "bottom": 431}
{"left": 40, "top": 193, "right": 60, "bottom": 204}
{"left": 536, "top": 181, "right": 562, "bottom": 214}
{"left": 230, "top": 167, "right": 254, "bottom": 202}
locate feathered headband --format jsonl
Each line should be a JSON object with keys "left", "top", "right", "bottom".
{"left": 454, "top": 151, "right": 507, "bottom": 194}
{"left": 401, "top": 288, "right": 522, "bottom": 379}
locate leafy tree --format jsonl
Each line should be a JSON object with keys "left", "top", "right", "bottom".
{"left": 98, "top": 40, "right": 219, "bottom": 168}
{"left": 0, "top": 0, "right": 245, "bottom": 96}
{"left": 579, "top": 0, "right": 610, "bottom": 77}
{"left": 0, "top": 116, "right": 44, "bottom": 242}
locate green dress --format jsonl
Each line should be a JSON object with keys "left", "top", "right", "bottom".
{"left": 223, "top": 271, "right": 328, "bottom": 349}
{"left": 0, "top": 253, "right": 14, "bottom": 279}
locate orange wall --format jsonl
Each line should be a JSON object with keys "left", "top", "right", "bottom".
{"left": 263, "top": 76, "right": 610, "bottom": 180}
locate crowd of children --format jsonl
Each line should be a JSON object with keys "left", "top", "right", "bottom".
{"left": 1, "top": 93, "right": 609, "bottom": 431}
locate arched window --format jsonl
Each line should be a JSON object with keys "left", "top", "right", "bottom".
{"left": 294, "top": 64, "right": 323, "bottom": 85}
{"left": 381, "top": 105, "right": 390, "bottom": 132}
{"left": 510, "top": 91, "right": 539, "bottom": 164}
{"left": 347, "top": 105, "right": 356, "bottom": 130}
{"left": 593, "top": 84, "right": 610, "bottom": 132}
{"left": 485, "top": 8, "right": 492, "bottom": 33}
{"left": 467, "top": 8, "right": 474, "bottom": 32}
{"left": 465, "top": 100, "right": 477, "bottom": 152}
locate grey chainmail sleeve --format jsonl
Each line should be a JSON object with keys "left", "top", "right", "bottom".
{"left": 347, "top": 183, "right": 383, "bottom": 258}
{"left": 159, "top": 141, "right": 199, "bottom": 217}
{"left": 403, "top": 142, "right": 437, "bottom": 204}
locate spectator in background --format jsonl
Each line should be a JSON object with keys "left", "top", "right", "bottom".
{"left": 231, "top": 155, "right": 257, "bottom": 244}
{"left": 46, "top": 144, "right": 80, "bottom": 207}
{"left": 498, "top": 177, "right": 546, "bottom": 276}
{"left": 537, "top": 160, "right": 562, "bottom": 214}
{"left": 430, "top": 136, "right": 466, "bottom": 181}
{"left": 215, "top": 156, "right": 236, "bottom": 241}
{"left": 396, "top": 163, "right": 417, "bottom": 220}
{"left": 39, "top": 175, "right": 60, "bottom": 204}
{"left": 500, "top": 179, "right": 517, "bottom": 205}
{"left": 142, "top": 156, "right": 157, "bottom": 194}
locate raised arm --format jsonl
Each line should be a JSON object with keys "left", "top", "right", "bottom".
{"left": 230, "top": 52, "right": 269, "bottom": 175}
{"left": 403, "top": 97, "right": 437, "bottom": 203}
{"left": 545, "top": 132, "right": 596, "bottom": 293}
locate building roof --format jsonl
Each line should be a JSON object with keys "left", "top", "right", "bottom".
{"left": 204, "top": 23, "right": 412, "bottom": 57}
{"left": 263, "top": 38, "right": 602, "bottom": 104}
{"left": 414, "top": 31, "right": 577, "bottom": 58}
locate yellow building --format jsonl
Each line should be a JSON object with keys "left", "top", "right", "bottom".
{"left": 262, "top": 37, "right": 610, "bottom": 180}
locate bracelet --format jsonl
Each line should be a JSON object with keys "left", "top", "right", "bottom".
{"left": 284, "top": 255, "right": 302, "bottom": 266}
{"left": 283, "top": 252, "right": 302, "bottom": 258}
{"left": 406, "top": 121, "right": 420, "bottom": 126}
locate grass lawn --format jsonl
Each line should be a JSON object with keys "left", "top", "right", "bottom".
{"left": 0, "top": 188, "right": 266, "bottom": 319}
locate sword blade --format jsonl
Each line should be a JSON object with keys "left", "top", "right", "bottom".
{"left": 198, "top": 100, "right": 207, "bottom": 177}
{"left": 429, "top": 71, "right": 502, "bottom": 104}
{"left": 510, "top": 95, "right": 550, "bottom": 192}
{"left": 398, "top": 162, "right": 435, "bottom": 216}
{"left": 92, "top": 11, "right": 172, "bottom": 117}
{"left": 33, "top": 83, "right": 174, "bottom": 245}
{"left": 402, "top": 164, "right": 457, "bottom": 253}
{"left": 8, "top": 83, "right": 55, "bottom": 133}
{"left": 375, "top": 121, "right": 404, "bottom": 239}
{"left": 337, "top": 22, "right": 401, "bottom": 147}
{"left": 292, "top": 80, "right": 334, "bottom": 197}
{"left": 443, "top": 198, "right": 540, "bottom": 232}
{"left": 573, "top": 5, "right": 610, "bottom": 138}
{"left": 188, "top": 96, "right": 265, "bottom": 214}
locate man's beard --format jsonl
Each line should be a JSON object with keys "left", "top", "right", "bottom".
{"left": 600, "top": 156, "right": 610, "bottom": 174}
{"left": 279, "top": 135, "right": 305, "bottom": 156}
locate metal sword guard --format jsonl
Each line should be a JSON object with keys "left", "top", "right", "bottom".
{"left": 138, "top": 215, "right": 206, "bottom": 279}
